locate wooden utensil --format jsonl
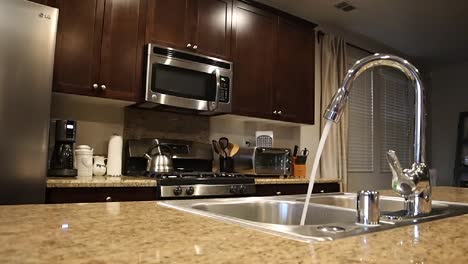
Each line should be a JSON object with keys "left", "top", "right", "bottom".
{"left": 227, "top": 143, "right": 240, "bottom": 157}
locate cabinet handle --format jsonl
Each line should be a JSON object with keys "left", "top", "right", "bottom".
{"left": 273, "top": 110, "right": 277, "bottom": 115}
{"left": 187, "top": 43, "right": 192, "bottom": 48}
{"left": 276, "top": 191, "right": 282, "bottom": 195}
{"left": 92, "top": 83, "right": 98, "bottom": 89}
{"left": 278, "top": 110, "right": 282, "bottom": 115}
{"left": 106, "top": 196, "right": 112, "bottom": 202}
{"left": 101, "top": 85, "right": 106, "bottom": 90}
{"left": 193, "top": 45, "right": 198, "bottom": 50}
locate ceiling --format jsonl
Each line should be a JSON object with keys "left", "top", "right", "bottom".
{"left": 256, "top": 0, "right": 468, "bottom": 69}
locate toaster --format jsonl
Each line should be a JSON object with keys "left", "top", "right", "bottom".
{"left": 233, "top": 147, "right": 291, "bottom": 176}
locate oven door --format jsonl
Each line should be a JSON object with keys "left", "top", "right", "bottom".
{"left": 145, "top": 47, "right": 232, "bottom": 113}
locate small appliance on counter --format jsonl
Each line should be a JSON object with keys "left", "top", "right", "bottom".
{"left": 48, "top": 120, "right": 78, "bottom": 177}
{"left": 125, "top": 138, "right": 255, "bottom": 199}
{"left": 233, "top": 147, "right": 291, "bottom": 176}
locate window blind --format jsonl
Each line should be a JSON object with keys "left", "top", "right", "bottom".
{"left": 376, "top": 68, "right": 413, "bottom": 171}
{"left": 347, "top": 49, "right": 374, "bottom": 172}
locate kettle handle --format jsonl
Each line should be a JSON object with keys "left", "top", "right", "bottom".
{"left": 145, "top": 144, "right": 173, "bottom": 157}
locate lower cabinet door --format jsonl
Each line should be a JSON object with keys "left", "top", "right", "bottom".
{"left": 46, "top": 187, "right": 157, "bottom": 203}
{"left": 255, "top": 183, "right": 340, "bottom": 196}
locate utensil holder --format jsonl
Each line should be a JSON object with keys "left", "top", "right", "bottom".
{"left": 220, "top": 156, "right": 234, "bottom": 173}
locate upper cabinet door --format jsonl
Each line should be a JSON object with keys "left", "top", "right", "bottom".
{"left": 274, "top": 17, "right": 315, "bottom": 124}
{"left": 145, "top": 0, "right": 191, "bottom": 50}
{"left": 98, "top": 0, "right": 144, "bottom": 101}
{"left": 53, "top": 0, "right": 104, "bottom": 96}
{"left": 232, "top": 2, "right": 276, "bottom": 118}
{"left": 191, "top": 0, "right": 232, "bottom": 59}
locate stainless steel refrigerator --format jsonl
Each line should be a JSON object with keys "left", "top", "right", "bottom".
{"left": 0, "top": 0, "right": 58, "bottom": 204}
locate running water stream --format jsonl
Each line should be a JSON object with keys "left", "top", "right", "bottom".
{"left": 299, "top": 120, "right": 334, "bottom": 226}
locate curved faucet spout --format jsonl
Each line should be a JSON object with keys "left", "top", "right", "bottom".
{"left": 324, "top": 54, "right": 425, "bottom": 164}
{"left": 323, "top": 54, "right": 431, "bottom": 216}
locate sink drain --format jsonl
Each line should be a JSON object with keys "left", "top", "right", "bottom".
{"left": 317, "top": 226, "right": 346, "bottom": 233}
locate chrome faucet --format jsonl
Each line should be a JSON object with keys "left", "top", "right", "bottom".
{"left": 324, "top": 54, "right": 431, "bottom": 216}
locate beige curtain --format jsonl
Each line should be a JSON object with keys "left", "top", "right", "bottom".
{"left": 318, "top": 33, "right": 348, "bottom": 190}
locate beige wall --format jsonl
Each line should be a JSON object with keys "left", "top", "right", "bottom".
{"left": 429, "top": 62, "right": 468, "bottom": 186}
{"left": 209, "top": 115, "right": 301, "bottom": 149}
{"left": 50, "top": 93, "right": 131, "bottom": 155}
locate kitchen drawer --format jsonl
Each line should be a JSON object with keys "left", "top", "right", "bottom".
{"left": 46, "top": 187, "right": 157, "bottom": 204}
{"left": 255, "top": 183, "right": 340, "bottom": 196}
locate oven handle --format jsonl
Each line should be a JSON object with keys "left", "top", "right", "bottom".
{"left": 209, "top": 68, "right": 220, "bottom": 111}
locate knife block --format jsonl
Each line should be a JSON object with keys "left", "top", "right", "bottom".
{"left": 292, "top": 157, "right": 307, "bottom": 178}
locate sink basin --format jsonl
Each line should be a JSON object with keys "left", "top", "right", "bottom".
{"left": 192, "top": 201, "right": 356, "bottom": 225}
{"left": 159, "top": 193, "right": 468, "bottom": 242}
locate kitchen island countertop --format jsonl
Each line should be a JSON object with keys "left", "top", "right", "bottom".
{"left": 0, "top": 187, "right": 467, "bottom": 263}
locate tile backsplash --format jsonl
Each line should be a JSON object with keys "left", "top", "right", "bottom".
{"left": 123, "top": 107, "right": 210, "bottom": 142}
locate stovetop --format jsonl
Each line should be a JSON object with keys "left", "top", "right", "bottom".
{"left": 145, "top": 171, "right": 256, "bottom": 186}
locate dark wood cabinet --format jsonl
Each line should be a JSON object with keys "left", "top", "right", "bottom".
{"left": 192, "top": 0, "right": 232, "bottom": 59}
{"left": 52, "top": 0, "right": 144, "bottom": 101}
{"left": 232, "top": 1, "right": 276, "bottom": 119}
{"left": 146, "top": 0, "right": 232, "bottom": 59}
{"left": 146, "top": 0, "right": 190, "bottom": 49}
{"left": 98, "top": 0, "right": 145, "bottom": 101}
{"left": 273, "top": 17, "right": 315, "bottom": 124}
{"left": 255, "top": 183, "right": 340, "bottom": 196}
{"left": 46, "top": 187, "right": 157, "bottom": 203}
{"left": 232, "top": 1, "right": 316, "bottom": 124}
{"left": 53, "top": 0, "right": 104, "bottom": 97}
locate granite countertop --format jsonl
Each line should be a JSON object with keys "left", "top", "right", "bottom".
{"left": 0, "top": 187, "right": 467, "bottom": 263}
{"left": 47, "top": 176, "right": 156, "bottom": 188}
{"left": 47, "top": 176, "right": 339, "bottom": 188}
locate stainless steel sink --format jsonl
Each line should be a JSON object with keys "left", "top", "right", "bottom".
{"left": 159, "top": 193, "right": 468, "bottom": 242}
{"left": 192, "top": 201, "right": 356, "bottom": 225}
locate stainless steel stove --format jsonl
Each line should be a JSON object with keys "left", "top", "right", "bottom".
{"left": 154, "top": 172, "right": 256, "bottom": 199}
{"left": 125, "top": 139, "right": 256, "bottom": 199}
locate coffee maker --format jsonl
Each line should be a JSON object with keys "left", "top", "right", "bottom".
{"left": 48, "top": 120, "right": 78, "bottom": 176}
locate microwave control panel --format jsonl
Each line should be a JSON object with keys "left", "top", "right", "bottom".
{"left": 218, "top": 76, "right": 230, "bottom": 103}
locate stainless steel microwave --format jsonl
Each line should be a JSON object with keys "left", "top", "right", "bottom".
{"left": 140, "top": 44, "right": 233, "bottom": 114}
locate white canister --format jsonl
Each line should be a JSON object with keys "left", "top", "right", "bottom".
{"left": 93, "top": 156, "right": 107, "bottom": 176}
{"left": 107, "top": 134, "right": 123, "bottom": 176}
{"left": 75, "top": 146, "right": 94, "bottom": 178}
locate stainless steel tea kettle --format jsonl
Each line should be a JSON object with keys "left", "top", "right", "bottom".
{"left": 144, "top": 144, "right": 174, "bottom": 173}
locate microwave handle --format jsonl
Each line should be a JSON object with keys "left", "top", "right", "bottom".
{"left": 257, "top": 148, "right": 291, "bottom": 155}
{"left": 209, "top": 69, "right": 220, "bottom": 111}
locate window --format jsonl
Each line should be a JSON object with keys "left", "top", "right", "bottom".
{"left": 347, "top": 46, "right": 414, "bottom": 190}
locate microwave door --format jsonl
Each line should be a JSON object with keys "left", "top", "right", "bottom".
{"left": 146, "top": 56, "right": 220, "bottom": 112}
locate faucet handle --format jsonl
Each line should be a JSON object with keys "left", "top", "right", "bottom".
{"left": 386, "top": 150, "right": 415, "bottom": 196}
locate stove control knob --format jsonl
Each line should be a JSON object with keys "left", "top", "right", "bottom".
{"left": 239, "top": 185, "right": 247, "bottom": 194}
{"left": 173, "top": 186, "right": 183, "bottom": 196}
{"left": 186, "top": 186, "right": 195, "bottom": 195}
{"left": 229, "top": 185, "right": 239, "bottom": 194}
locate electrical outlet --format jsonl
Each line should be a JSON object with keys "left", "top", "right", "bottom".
{"left": 242, "top": 137, "right": 255, "bottom": 147}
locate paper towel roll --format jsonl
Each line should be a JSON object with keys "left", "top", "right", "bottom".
{"left": 106, "top": 134, "right": 123, "bottom": 176}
